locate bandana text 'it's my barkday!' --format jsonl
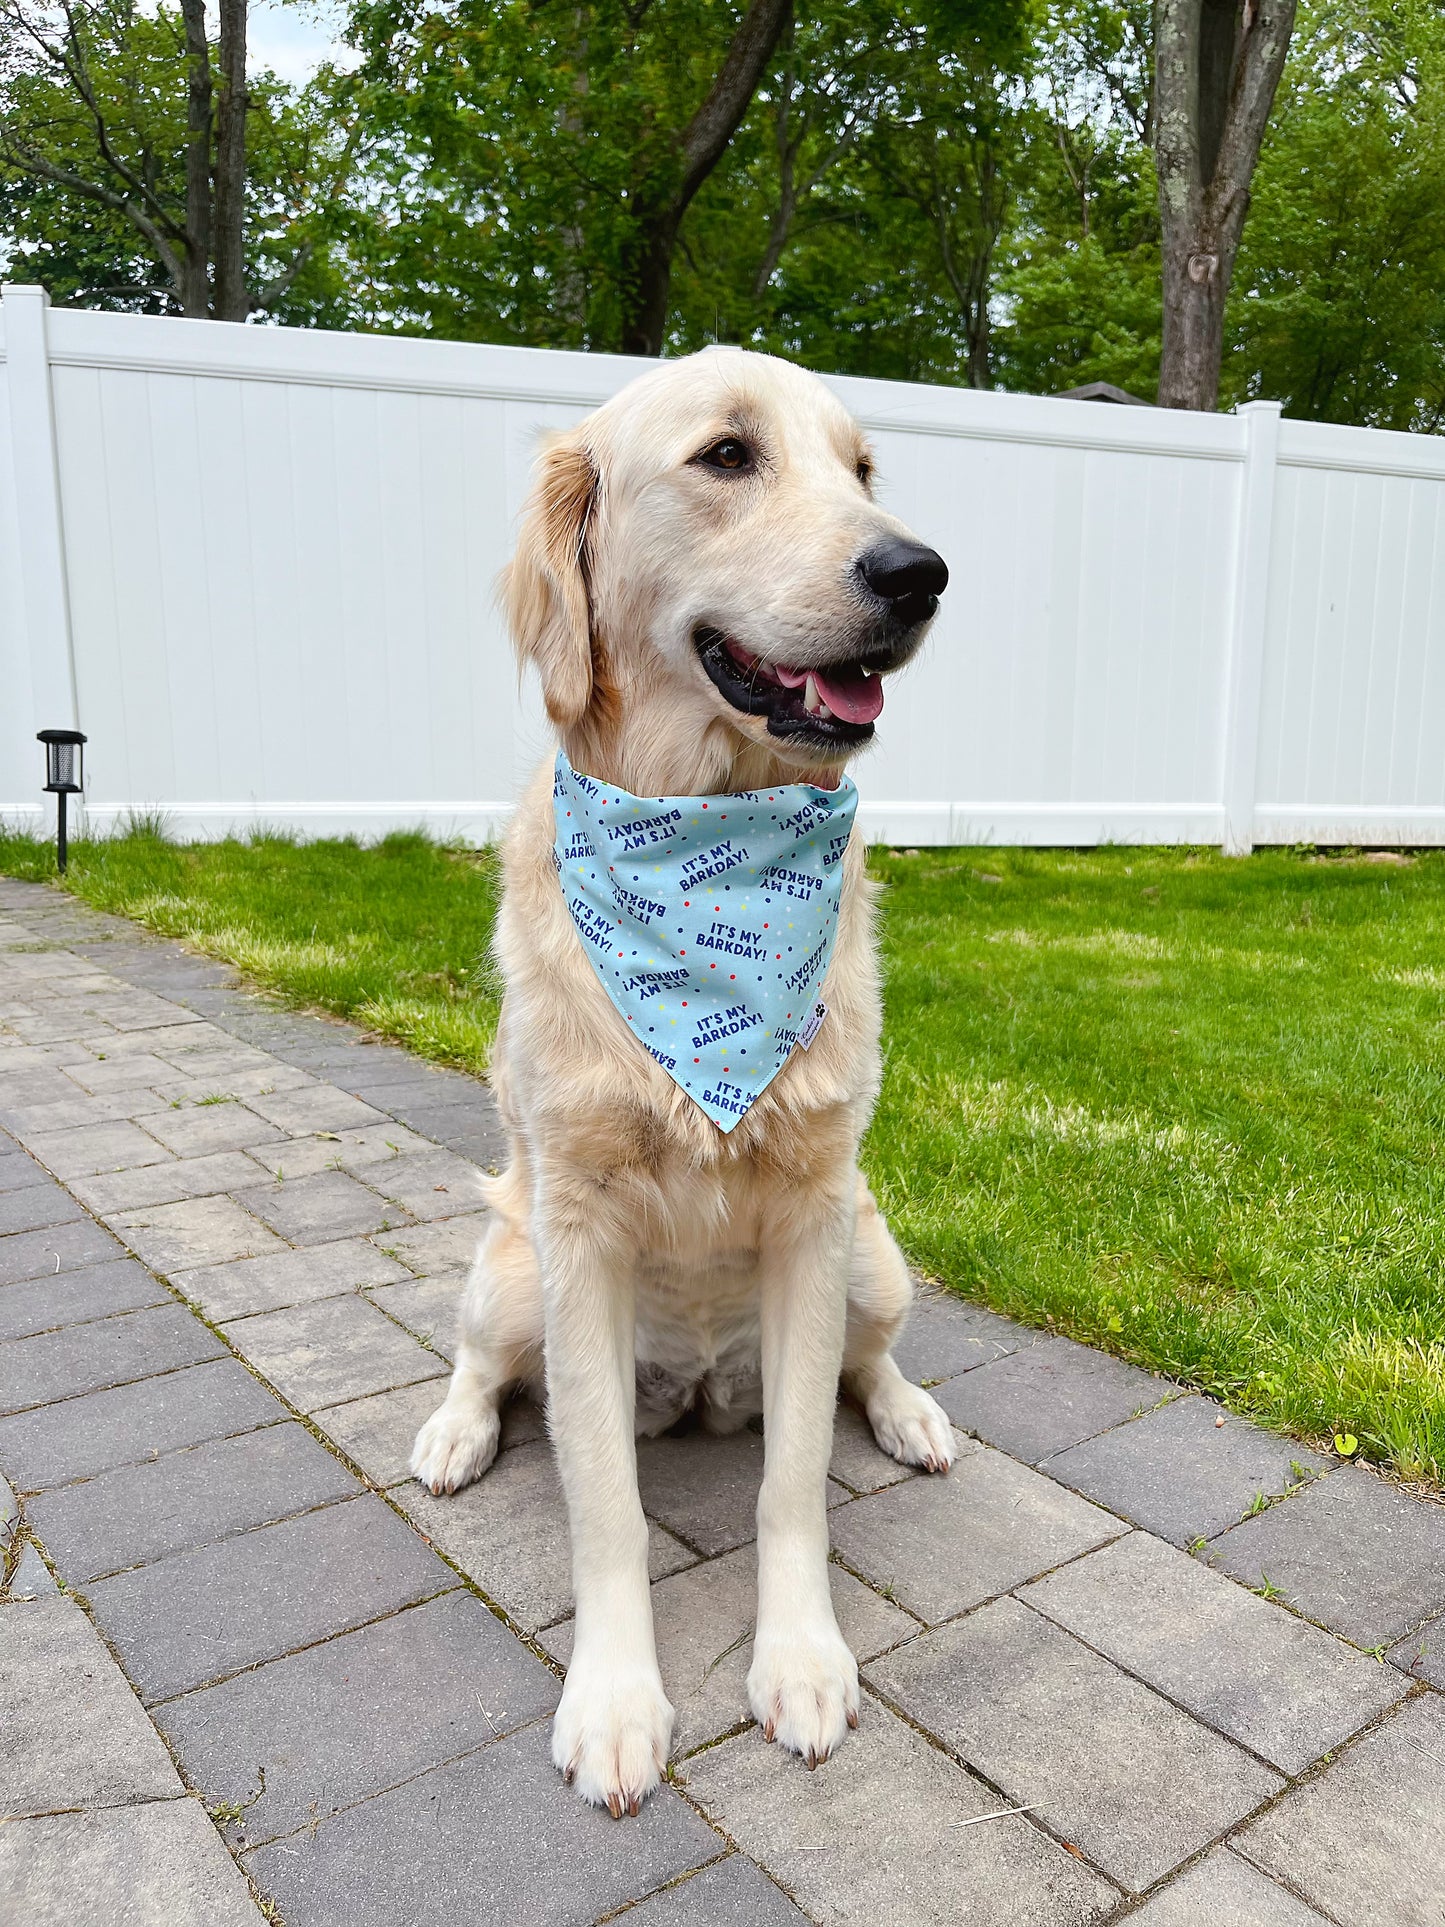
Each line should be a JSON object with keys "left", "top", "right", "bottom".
{"left": 552, "top": 751, "right": 858, "bottom": 1131}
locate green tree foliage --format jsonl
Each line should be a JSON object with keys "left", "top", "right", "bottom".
{"left": 0, "top": 0, "right": 367, "bottom": 322}
{"left": 1, "top": 0, "right": 1442, "bottom": 423}
{"left": 1224, "top": 0, "right": 1445, "bottom": 428}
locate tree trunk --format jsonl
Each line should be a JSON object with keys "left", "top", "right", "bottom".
{"left": 1159, "top": 222, "right": 1230, "bottom": 408}
{"left": 619, "top": 205, "right": 684, "bottom": 356}
{"left": 178, "top": 0, "right": 212, "bottom": 318}
{"left": 1154, "top": 0, "right": 1296, "bottom": 410}
{"left": 212, "top": 0, "right": 249, "bottom": 321}
{"left": 617, "top": 0, "right": 793, "bottom": 354}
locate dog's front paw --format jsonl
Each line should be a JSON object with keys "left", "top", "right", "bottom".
{"left": 867, "top": 1379, "right": 955, "bottom": 1474}
{"left": 410, "top": 1400, "right": 500, "bottom": 1496}
{"left": 748, "top": 1622, "right": 859, "bottom": 1768}
{"left": 552, "top": 1659, "right": 674, "bottom": 1816}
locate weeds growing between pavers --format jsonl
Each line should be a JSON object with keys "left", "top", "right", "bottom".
{"left": 4, "top": 827, "right": 1444, "bottom": 1486}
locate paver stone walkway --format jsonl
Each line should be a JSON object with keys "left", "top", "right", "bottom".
{"left": 2, "top": 874, "right": 1443, "bottom": 1926}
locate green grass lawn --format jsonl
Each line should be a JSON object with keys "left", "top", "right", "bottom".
{"left": 4, "top": 824, "right": 1444, "bottom": 1486}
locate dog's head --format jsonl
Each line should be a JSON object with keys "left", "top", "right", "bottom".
{"left": 503, "top": 347, "right": 947, "bottom": 788}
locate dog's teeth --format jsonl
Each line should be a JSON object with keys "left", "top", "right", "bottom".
{"left": 860, "top": 665, "right": 875, "bottom": 678}
{"left": 804, "top": 675, "right": 822, "bottom": 714}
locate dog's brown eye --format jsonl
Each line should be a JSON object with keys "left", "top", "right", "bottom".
{"left": 697, "top": 437, "right": 752, "bottom": 472}
{"left": 856, "top": 460, "right": 873, "bottom": 487}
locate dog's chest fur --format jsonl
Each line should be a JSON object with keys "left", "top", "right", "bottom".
{"left": 632, "top": 1247, "right": 767, "bottom": 1434}
{"left": 492, "top": 764, "right": 886, "bottom": 1425}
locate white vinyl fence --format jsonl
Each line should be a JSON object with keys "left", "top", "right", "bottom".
{"left": 4, "top": 283, "right": 1445, "bottom": 850}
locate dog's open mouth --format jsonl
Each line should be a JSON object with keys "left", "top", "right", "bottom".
{"left": 693, "top": 629, "right": 888, "bottom": 743}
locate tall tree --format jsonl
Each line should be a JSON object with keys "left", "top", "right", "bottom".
{"left": 1153, "top": 0, "right": 1296, "bottom": 408}
{"left": 351, "top": 0, "right": 795, "bottom": 355}
{"left": 618, "top": 0, "right": 793, "bottom": 352}
{"left": 0, "top": 0, "right": 360, "bottom": 320}
{"left": 1224, "top": 0, "right": 1445, "bottom": 429}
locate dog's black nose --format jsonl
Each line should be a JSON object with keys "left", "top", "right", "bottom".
{"left": 857, "top": 540, "right": 949, "bottom": 624}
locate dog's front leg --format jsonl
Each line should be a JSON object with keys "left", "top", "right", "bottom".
{"left": 749, "top": 1189, "right": 860, "bottom": 1766}
{"left": 539, "top": 1197, "right": 673, "bottom": 1815}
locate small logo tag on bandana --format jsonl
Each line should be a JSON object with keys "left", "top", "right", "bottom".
{"left": 797, "top": 1000, "right": 828, "bottom": 1050}
{"left": 552, "top": 752, "right": 857, "bottom": 1130}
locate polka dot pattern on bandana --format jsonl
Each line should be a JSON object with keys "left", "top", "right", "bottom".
{"left": 552, "top": 750, "right": 858, "bottom": 1131}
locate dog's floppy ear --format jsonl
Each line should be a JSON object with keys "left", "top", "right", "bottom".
{"left": 503, "top": 431, "right": 599, "bottom": 727}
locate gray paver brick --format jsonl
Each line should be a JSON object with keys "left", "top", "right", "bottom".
{"left": 318, "top": 1381, "right": 545, "bottom": 1487}
{"left": 3, "top": 1091, "right": 161, "bottom": 1135}
{"left": 0, "top": 1067, "right": 93, "bottom": 1112}
{"left": 0, "top": 1151, "right": 51, "bottom": 1193}
{"left": 223, "top": 1293, "right": 447, "bottom": 1411}
{"left": 0, "top": 1593, "right": 181, "bottom": 1813}
{"left": 0, "top": 1215, "right": 127, "bottom": 1285}
{"left": 3, "top": 1015, "right": 113, "bottom": 1050}
{"left": 1128, "top": 1848, "right": 1332, "bottom": 1925}
{"left": 0, "top": 1183, "right": 81, "bottom": 1235}
{"left": 1044, "top": 1395, "right": 1332, "bottom": 1545}
{"left": 21, "top": 1118, "right": 172, "bottom": 1179}
{"left": 0, "top": 1800, "right": 267, "bottom": 1926}
{"left": 87, "top": 1492, "right": 456, "bottom": 1701}
{"left": 0, "top": 1356, "right": 281, "bottom": 1490}
{"left": 830, "top": 1440, "right": 1117, "bottom": 1625}
{"left": 365, "top": 1272, "right": 459, "bottom": 1354}
{"left": 1209, "top": 1465, "right": 1445, "bottom": 1647}
{"left": 343, "top": 1066, "right": 478, "bottom": 1107}
{"left": 541, "top": 1542, "right": 916, "bottom": 1757}
{"left": 29, "top": 1422, "right": 359, "bottom": 1583}
{"left": 682, "top": 1698, "right": 1115, "bottom": 1927}
{"left": 636, "top": 1424, "right": 845, "bottom": 1558}
{"left": 83, "top": 1021, "right": 225, "bottom": 1057}
{"left": 394, "top": 1439, "right": 696, "bottom": 1633}
{"left": 68, "top": 1150, "right": 270, "bottom": 1216}
{"left": 1389, "top": 1613, "right": 1445, "bottom": 1688}
{"left": 1236, "top": 1694, "right": 1445, "bottom": 1927}
{"left": 154, "top": 1047, "right": 277, "bottom": 1083}
{"left": 138, "top": 1103, "right": 287, "bottom": 1157}
{"left": 892, "top": 1289, "right": 1043, "bottom": 1386}
{"left": 244, "top": 1085, "right": 390, "bottom": 1133}
{"left": 157, "top": 1590, "right": 559, "bottom": 1848}
{"left": 376, "top": 1211, "right": 488, "bottom": 1275}
{"left": 1022, "top": 1531, "right": 1409, "bottom": 1774}
{"left": 63, "top": 1051, "right": 176, "bottom": 1091}
{"left": 936, "top": 1336, "right": 1177, "bottom": 1462}
{"left": 154, "top": 1064, "right": 315, "bottom": 1106}
{"left": 173, "top": 1236, "right": 409, "bottom": 1320}
{"left": 245, "top": 1121, "right": 433, "bottom": 1179}
{"left": 246, "top": 1725, "right": 716, "bottom": 1927}
{"left": 428, "top": 1121, "right": 509, "bottom": 1169}
{"left": 620, "top": 1856, "right": 808, "bottom": 1925}
{"left": 0, "top": 1256, "right": 169, "bottom": 1340}
{"left": 234, "top": 1169, "right": 404, "bottom": 1244}
{"left": 867, "top": 1594, "right": 1281, "bottom": 1891}
{"left": 829, "top": 1401, "right": 917, "bottom": 1494}
{"left": 359, "top": 1148, "right": 488, "bottom": 1220}
{"left": 108, "top": 1193, "right": 287, "bottom": 1271}
{"left": 4, "top": 1541, "right": 55, "bottom": 1597}
{"left": 0, "top": 1303, "right": 225, "bottom": 1415}
{"left": 282, "top": 1041, "right": 425, "bottom": 1085}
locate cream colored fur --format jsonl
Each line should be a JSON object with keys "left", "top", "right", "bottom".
{"left": 413, "top": 347, "right": 953, "bottom": 1816}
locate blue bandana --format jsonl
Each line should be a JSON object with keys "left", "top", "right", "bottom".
{"left": 552, "top": 751, "right": 858, "bottom": 1130}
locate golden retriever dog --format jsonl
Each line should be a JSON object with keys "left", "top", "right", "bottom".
{"left": 413, "top": 346, "right": 954, "bottom": 1816}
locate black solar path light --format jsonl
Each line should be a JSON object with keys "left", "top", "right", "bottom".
{"left": 37, "top": 728, "right": 86, "bottom": 873}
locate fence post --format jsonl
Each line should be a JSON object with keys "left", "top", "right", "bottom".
{"left": 1221, "top": 399, "right": 1283, "bottom": 856}
{"left": 3, "top": 285, "right": 79, "bottom": 744}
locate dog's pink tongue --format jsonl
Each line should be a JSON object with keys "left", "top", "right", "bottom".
{"left": 772, "top": 662, "right": 885, "bottom": 725}
{"left": 813, "top": 665, "right": 885, "bottom": 725}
